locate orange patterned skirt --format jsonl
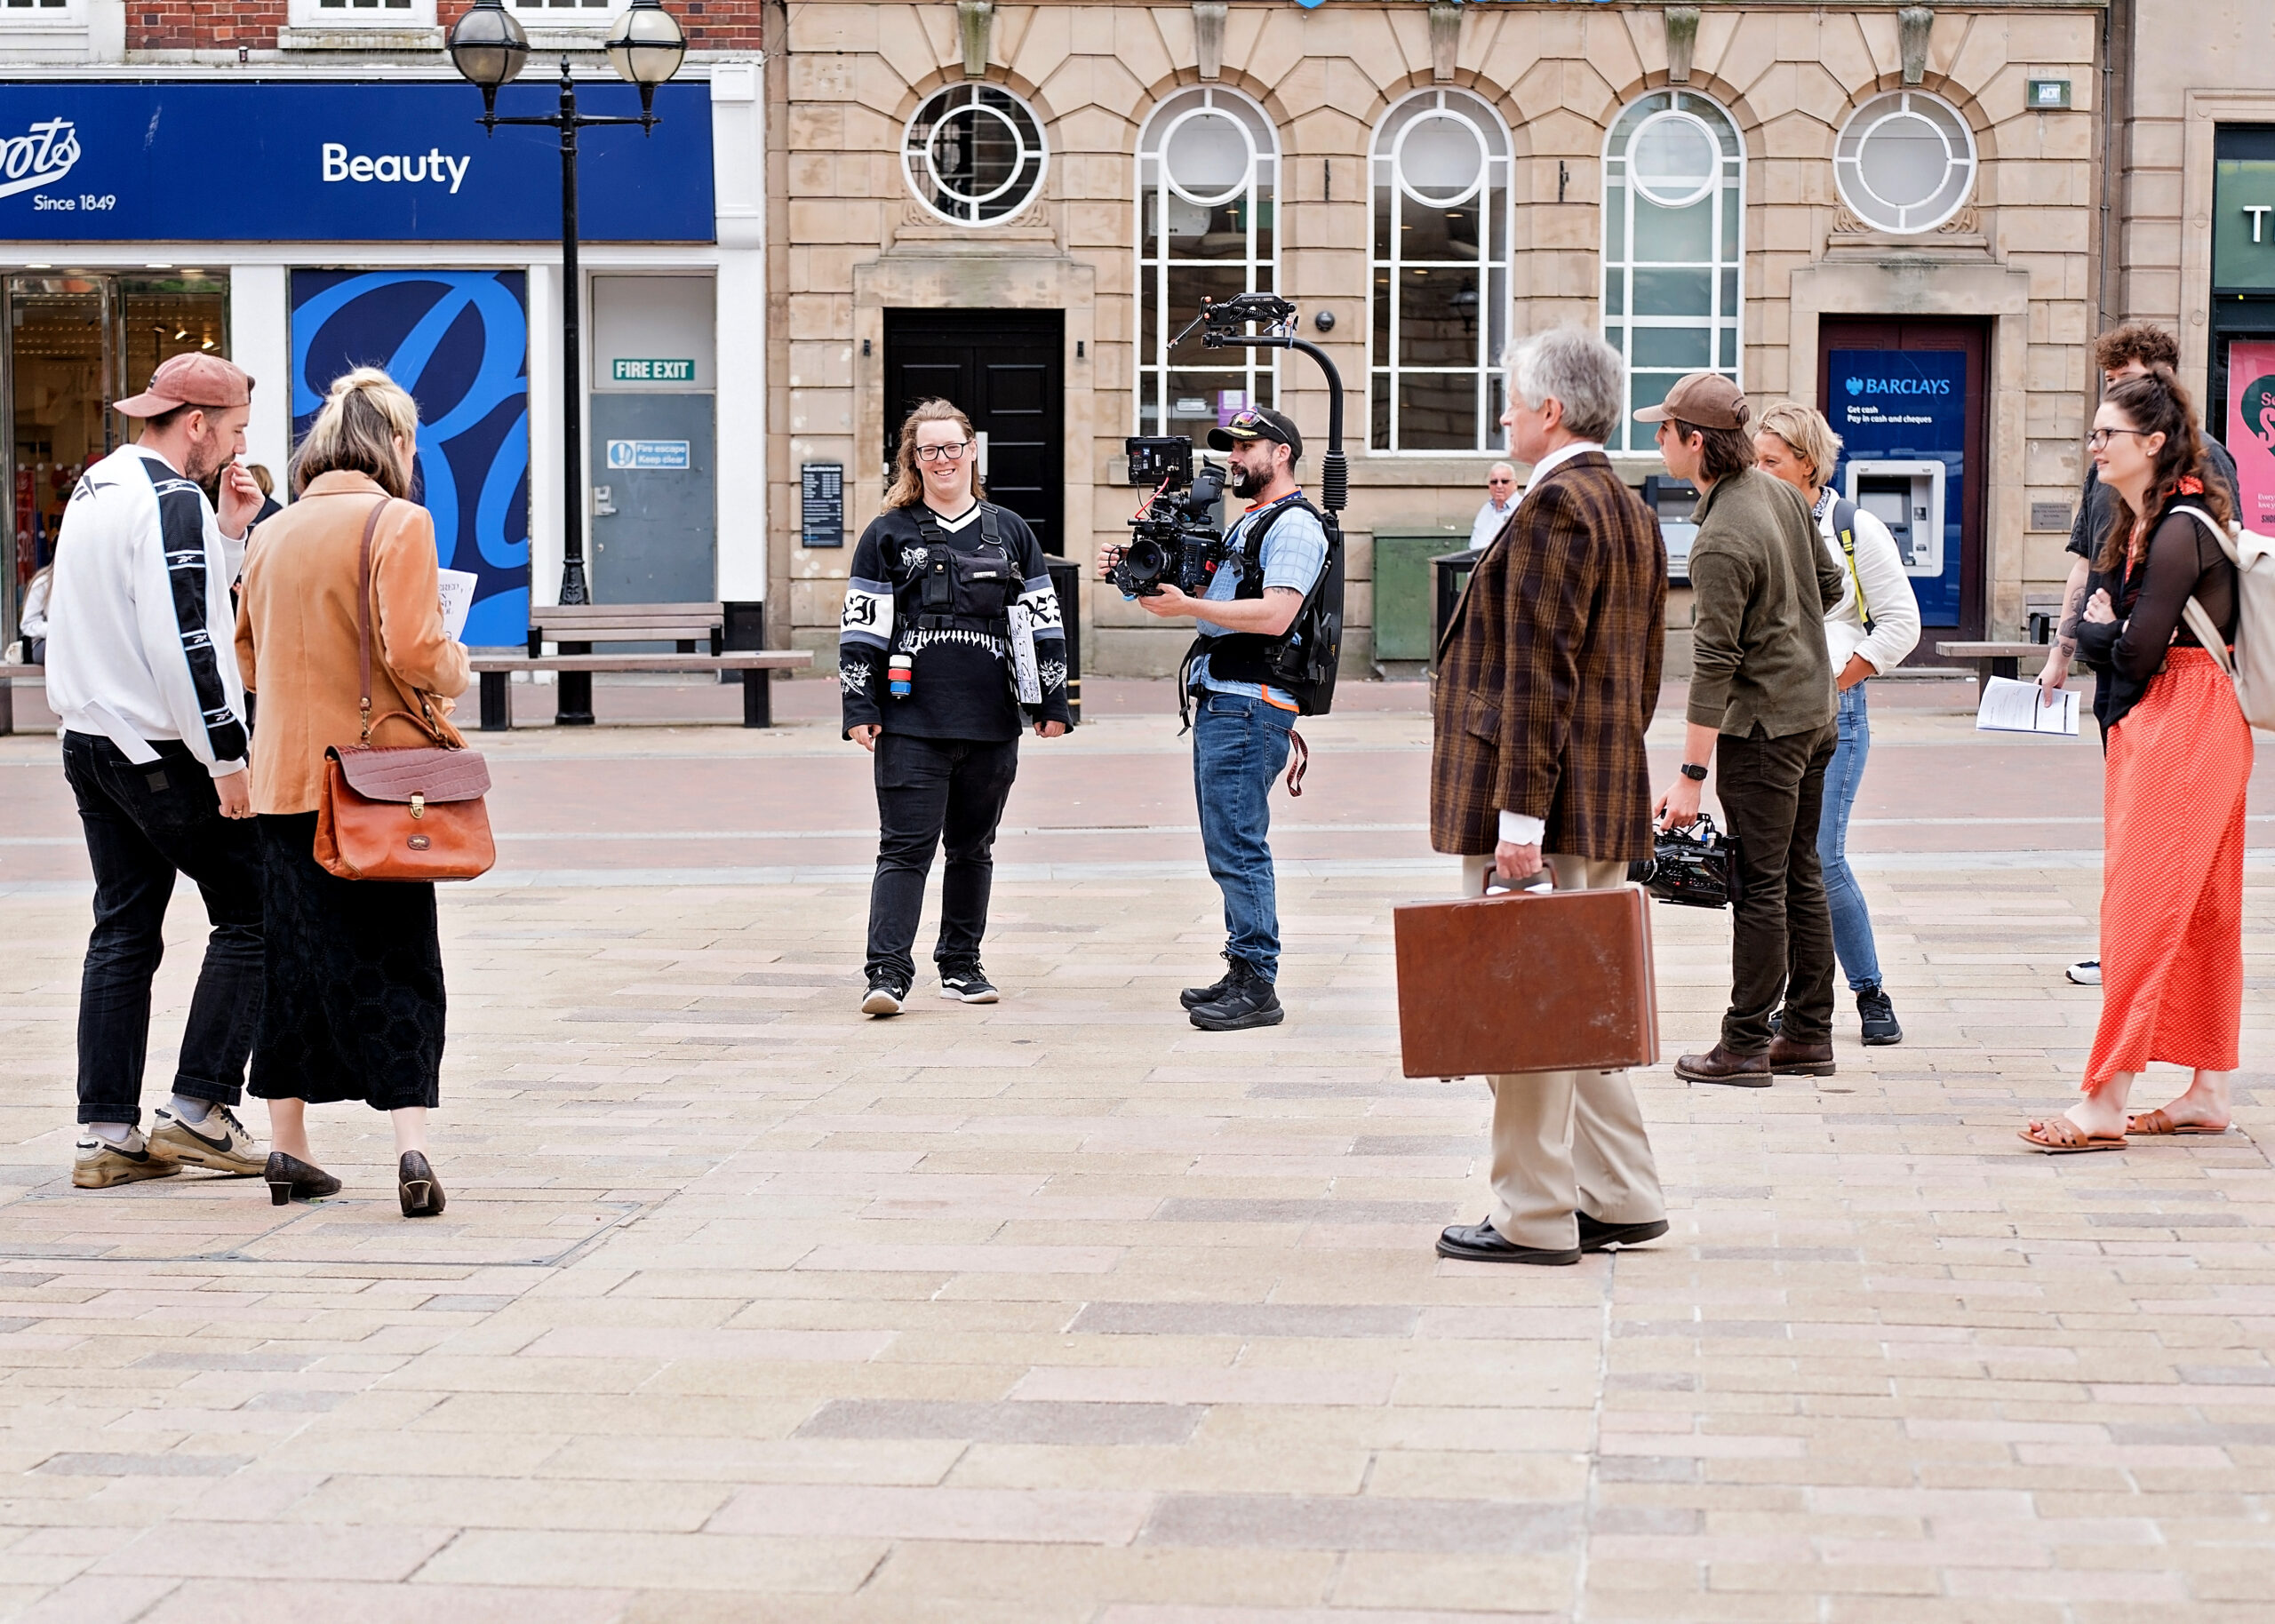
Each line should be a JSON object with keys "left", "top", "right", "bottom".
{"left": 2084, "top": 648, "right": 2253, "bottom": 1092}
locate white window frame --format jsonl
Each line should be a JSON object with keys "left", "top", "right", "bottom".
{"left": 1834, "top": 90, "right": 1978, "bottom": 235}
{"left": 503, "top": 0, "right": 632, "bottom": 27}
{"left": 901, "top": 84, "right": 1050, "bottom": 228}
{"left": 1600, "top": 89, "right": 1744, "bottom": 453}
{"left": 0, "top": 0, "right": 84, "bottom": 27}
{"left": 1368, "top": 87, "right": 1513, "bottom": 455}
{"left": 287, "top": 0, "right": 437, "bottom": 25}
{"left": 1134, "top": 85, "right": 1281, "bottom": 438}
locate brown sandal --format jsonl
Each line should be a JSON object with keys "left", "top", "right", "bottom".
{"left": 2126, "top": 1109, "right": 2231, "bottom": 1137}
{"left": 2018, "top": 1118, "right": 2127, "bottom": 1154}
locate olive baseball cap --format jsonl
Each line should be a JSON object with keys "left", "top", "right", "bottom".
{"left": 114, "top": 353, "right": 253, "bottom": 418}
{"left": 1208, "top": 404, "right": 1303, "bottom": 460}
{"left": 1633, "top": 371, "right": 1750, "bottom": 431}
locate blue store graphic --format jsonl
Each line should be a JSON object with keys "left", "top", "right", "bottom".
{"left": 292, "top": 271, "right": 531, "bottom": 648}
{"left": 1827, "top": 349, "right": 1968, "bottom": 626}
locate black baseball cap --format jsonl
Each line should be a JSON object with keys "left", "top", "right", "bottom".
{"left": 1208, "top": 405, "right": 1303, "bottom": 461}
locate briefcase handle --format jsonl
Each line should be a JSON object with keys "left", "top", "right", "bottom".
{"left": 1481, "top": 866, "right": 1556, "bottom": 896}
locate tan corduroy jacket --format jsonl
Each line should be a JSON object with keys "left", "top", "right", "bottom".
{"left": 235, "top": 471, "right": 470, "bottom": 816}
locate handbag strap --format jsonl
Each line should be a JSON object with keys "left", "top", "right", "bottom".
{"left": 354, "top": 496, "right": 452, "bottom": 751}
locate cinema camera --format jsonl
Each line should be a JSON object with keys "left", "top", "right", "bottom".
{"left": 1110, "top": 436, "right": 1231, "bottom": 598}
{"left": 1628, "top": 813, "right": 1744, "bottom": 910}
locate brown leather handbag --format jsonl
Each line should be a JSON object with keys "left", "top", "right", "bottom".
{"left": 314, "top": 499, "right": 496, "bottom": 882}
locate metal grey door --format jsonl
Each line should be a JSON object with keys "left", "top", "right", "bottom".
{"left": 589, "top": 392, "right": 716, "bottom": 603}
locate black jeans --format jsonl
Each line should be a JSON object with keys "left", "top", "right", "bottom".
{"left": 62, "top": 732, "right": 263, "bottom": 1126}
{"left": 865, "top": 732, "right": 1019, "bottom": 987}
{"left": 1715, "top": 724, "right": 1838, "bottom": 1053}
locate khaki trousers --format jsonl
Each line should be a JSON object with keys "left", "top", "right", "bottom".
{"left": 1459, "top": 853, "right": 1666, "bottom": 1251}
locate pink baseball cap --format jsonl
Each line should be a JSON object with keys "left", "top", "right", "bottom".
{"left": 114, "top": 353, "right": 253, "bottom": 418}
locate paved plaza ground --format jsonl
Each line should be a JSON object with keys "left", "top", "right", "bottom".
{"left": 2, "top": 673, "right": 2272, "bottom": 1622}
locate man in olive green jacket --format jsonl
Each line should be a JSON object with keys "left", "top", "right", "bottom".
{"left": 1644, "top": 373, "right": 1844, "bottom": 1087}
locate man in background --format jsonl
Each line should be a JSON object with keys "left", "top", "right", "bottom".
{"left": 1469, "top": 461, "right": 1520, "bottom": 550}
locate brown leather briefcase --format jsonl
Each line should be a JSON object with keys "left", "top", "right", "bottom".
{"left": 1392, "top": 881, "right": 1659, "bottom": 1078}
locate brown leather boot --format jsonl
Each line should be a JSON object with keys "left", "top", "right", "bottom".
{"left": 1767, "top": 1035, "right": 1837, "bottom": 1077}
{"left": 1673, "top": 1043, "right": 1772, "bottom": 1087}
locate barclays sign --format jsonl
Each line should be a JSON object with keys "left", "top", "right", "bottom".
{"left": 1844, "top": 374, "right": 1954, "bottom": 397}
{"left": 0, "top": 81, "right": 714, "bottom": 243}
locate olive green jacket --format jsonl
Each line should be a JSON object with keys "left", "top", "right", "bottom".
{"left": 1684, "top": 468, "right": 1843, "bottom": 740}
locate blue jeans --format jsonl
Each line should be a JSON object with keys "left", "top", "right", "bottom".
{"left": 1192, "top": 691, "right": 1293, "bottom": 981}
{"left": 1816, "top": 682, "right": 1882, "bottom": 991}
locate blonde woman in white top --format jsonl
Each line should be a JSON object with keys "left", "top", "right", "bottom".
{"left": 1754, "top": 401, "right": 1921, "bottom": 1045}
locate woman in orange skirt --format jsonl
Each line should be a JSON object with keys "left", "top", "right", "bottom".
{"left": 2023, "top": 365, "right": 2249, "bottom": 1151}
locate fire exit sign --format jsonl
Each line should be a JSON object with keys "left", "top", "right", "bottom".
{"left": 611, "top": 357, "right": 696, "bottom": 382}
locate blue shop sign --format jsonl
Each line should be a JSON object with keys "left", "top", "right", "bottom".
{"left": 0, "top": 80, "right": 714, "bottom": 243}
{"left": 1828, "top": 349, "right": 1969, "bottom": 627}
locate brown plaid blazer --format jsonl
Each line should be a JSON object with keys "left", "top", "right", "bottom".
{"left": 1429, "top": 450, "right": 1666, "bottom": 861}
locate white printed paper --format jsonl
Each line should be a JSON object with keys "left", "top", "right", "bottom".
{"left": 1976, "top": 674, "right": 2079, "bottom": 736}
{"left": 436, "top": 569, "right": 479, "bottom": 642}
{"left": 1008, "top": 601, "right": 1042, "bottom": 707}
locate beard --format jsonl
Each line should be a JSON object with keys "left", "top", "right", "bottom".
{"left": 181, "top": 426, "right": 229, "bottom": 485}
{"left": 1227, "top": 458, "right": 1268, "bottom": 498}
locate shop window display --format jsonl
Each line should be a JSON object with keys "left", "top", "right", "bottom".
{"left": 1601, "top": 90, "right": 1744, "bottom": 450}
{"left": 1369, "top": 88, "right": 1510, "bottom": 452}
{"left": 1136, "top": 86, "right": 1279, "bottom": 440}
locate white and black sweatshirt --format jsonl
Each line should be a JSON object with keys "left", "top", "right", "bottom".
{"left": 839, "top": 501, "right": 1071, "bottom": 742}
{"left": 44, "top": 445, "right": 250, "bottom": 776}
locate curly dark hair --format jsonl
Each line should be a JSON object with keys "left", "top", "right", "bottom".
{"left": 2090, "top": 322, "right": 2181, "bottom": 376}
{"left": 2094, "top": 364, "right": 2235, "bottom": 575}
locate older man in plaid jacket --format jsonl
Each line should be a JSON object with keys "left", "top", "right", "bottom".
{"left": 1427, "top": 326, "right": 1672, "bottom": 1267}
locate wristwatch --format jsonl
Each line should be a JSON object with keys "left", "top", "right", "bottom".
{"left": 1680, "top": 762, "right": 1709, "bottom": 781}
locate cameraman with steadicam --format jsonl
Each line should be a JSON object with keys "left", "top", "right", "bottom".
{"left": 842, "top": 399, "right": 1071, "bottom": 1017}
{"left": 1101, "top": 406, "right": 1327, "bottom": 1031}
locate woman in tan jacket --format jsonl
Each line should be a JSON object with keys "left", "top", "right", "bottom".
{"left": 235, "top": 368, "right": 469, "bottom": 1216}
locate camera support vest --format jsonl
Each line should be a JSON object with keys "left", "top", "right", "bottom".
{"left": 1179, "top": 493, "right": 1345, "bottom": 720}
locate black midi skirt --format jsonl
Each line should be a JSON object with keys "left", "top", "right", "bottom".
{"left": 249, "top": 811, "right": 445, "bottom": 1111}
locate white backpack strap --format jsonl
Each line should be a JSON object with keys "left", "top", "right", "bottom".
{"left": 2175, "top": 501, "right": 2243, "bottom": 566}
{"left": 2183, "top": 594, "right": 2236, "bottom": 679}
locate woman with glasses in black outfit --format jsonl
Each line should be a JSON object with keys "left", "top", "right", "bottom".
{"left": 838, "top": 399, "right": 1072, "bottom": 1015}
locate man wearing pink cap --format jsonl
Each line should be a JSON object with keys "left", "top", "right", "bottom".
{"left": 45, "top": 353, "right": 273, "bottom": 1190}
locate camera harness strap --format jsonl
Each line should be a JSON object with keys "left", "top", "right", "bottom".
{"left": 1177, "top": 491, "right": 1318, "bottom": 796}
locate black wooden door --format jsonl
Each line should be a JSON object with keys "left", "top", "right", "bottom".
{"left": 884, "top": 308, "right": 1065, "bottom": 553}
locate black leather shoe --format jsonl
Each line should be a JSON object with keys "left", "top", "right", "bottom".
{"left": 1577, "top": 1212, "right": 1670, "bottom": 1252}
{"left": 264, "top": 1150, "right": 340, "bottom": 1206}
{"left": 1856, "top": 984, "right": 1903, "bottom": 1046}
{"left": 1188, "top": 960, "right": 1284, "bottom": 1031}
{"left": 1180, "top": 955, "right": 1234, "bottom": 1010}
{"left": 398, "top": 1151, "right": 446, "bottom": 1218}
{"left": 1435, "top": 1220, "right": 1581, "bottom": 1266}
{"left": 1768, "top": 1035, "right": 1837, "bottom": 1077}
{"left": 1674, "top": 1044, "right": 1772, "bottom": 1087}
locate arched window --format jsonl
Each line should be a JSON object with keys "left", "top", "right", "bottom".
{"left": 1600, "top": 91, "right": 1744, "bottom": 450}
{"left": 1136, "top": 87, "right": 1280, "bottom": 436}
{"left": 1369, "top": 88, "right": 1511, "bottom": 453}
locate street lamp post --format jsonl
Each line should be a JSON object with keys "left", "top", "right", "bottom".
{"left": 448, "top": 0, "right": 687, "bottom": 726}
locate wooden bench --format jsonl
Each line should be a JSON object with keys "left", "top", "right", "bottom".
{"left": 0, "top": 663, "right": 40, "bottom": 736}
{"left": 469, "top": 603, "right": 810, "bottom": 729}
{"left": 1935, "top": 641, "right": 2053, "bottom": 685}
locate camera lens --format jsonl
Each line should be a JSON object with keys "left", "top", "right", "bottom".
{"left": 1123, "top": 538, "right": 1169, "bottom": 582}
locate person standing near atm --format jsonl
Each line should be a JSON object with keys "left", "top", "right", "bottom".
{"left": 840, "top": 399, "right": 1072, "bottom": 1015}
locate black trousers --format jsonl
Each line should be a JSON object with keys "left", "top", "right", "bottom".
{"left": 865, "top": 732, "right": 1019, "bottom": 987}
{"left": 61, "top": 732, "right": 264, "bottom": 1126}
{"left": 1715, "top": 723, "right": 1838, "bottom": 1052}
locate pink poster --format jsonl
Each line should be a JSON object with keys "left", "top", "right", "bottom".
{"left": 2230, "top": 341, "right": 2275, "bottom": 534}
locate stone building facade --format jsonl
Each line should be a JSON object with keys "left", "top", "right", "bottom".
{"left": 773, "top": 0, "right": 2105, "bottom": 678}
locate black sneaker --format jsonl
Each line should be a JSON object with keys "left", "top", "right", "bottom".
{"left": 1188, "top": 960, "right": 1284, "bottom": 1031}
{"left": 939, "top": 966, "right": 1000, "bottom": 1004}
{"left": 1180, "top": 954, "right": 1234, "bottom": 1010}
{"left": 860, "top": 978, "right": 907, "bottom": 1016}
{"left": 1856, "top": 983, "right": 1903, "bottom": 1046}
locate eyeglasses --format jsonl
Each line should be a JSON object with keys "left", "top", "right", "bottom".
{"left": 2087, "top": 427, "right": 2152, "bottom": 450}
{"left": 1487, "top": 477, "right": 1515, "bottom": 487}
{"left": 914, "top": 441, "right": 972, "bottom": 463}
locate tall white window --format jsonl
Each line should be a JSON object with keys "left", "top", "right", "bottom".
{"left": 506, "top": 0, "right": 630, "bottom": 22}
{"left": 1600, "top": 90, "right": 1744, "bottom": 451}
{"left": 1, "top": 0, "right": 82, "bottom": 17}
{"left": 290, "top": 0, "right": 435, "bottom": 22}
{"left": 1369, "top": 88, "right": 1510, "bottom": 453}
{"left": 1136, "top": 88, "right": 1279, "bottom": 437}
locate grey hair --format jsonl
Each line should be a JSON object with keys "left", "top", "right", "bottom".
{"left": 1502, "top": 326, "right": 1626, "bottom": 443}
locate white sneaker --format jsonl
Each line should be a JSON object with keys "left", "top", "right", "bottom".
{"left": 2065, "top": 960, "right": 2102, "bottom": 986}
{"left": 150, "top": 1103, "right": 266, "bottom": 1175}
{"left": 72, "top": 1132, "right": 180, "bottom": 1190}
